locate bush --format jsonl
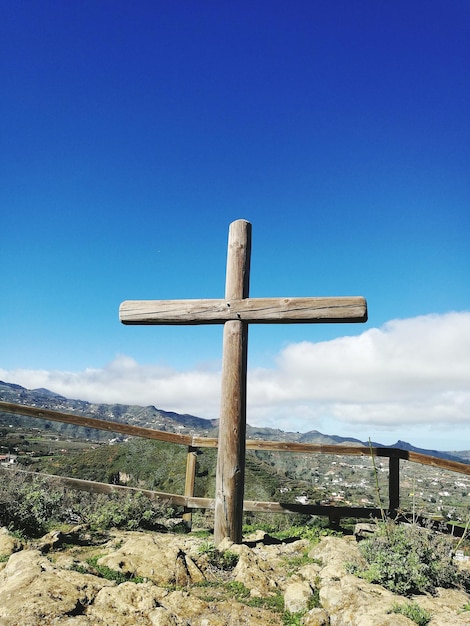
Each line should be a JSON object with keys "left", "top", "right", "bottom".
{"left": 0, "top": 470, "right": 177, "bottom": 536}
{"left": 79, "top": 491, "right": 175, "bottom": 531}
{"left": 0, "top": 472, "right": 63, "bottom": 536}
{"left": 348, "top": 520, "right": 459, "bottom": 596}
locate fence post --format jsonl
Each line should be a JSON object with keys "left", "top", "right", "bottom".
{"left": 388, "top": 454, "right": 400, "bottom": 518}
{"left": 214, "top": 220, "right": 251, "bottom": 545}
{"left": 183, "top": 446, "right": 198, "bottom": 529}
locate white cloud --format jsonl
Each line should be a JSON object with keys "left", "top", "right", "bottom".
{"left": 1, "top": 311, "right": 470, "bottom": 449}
{"left": 0, "top": 355, "right": 221, "bottom": 417}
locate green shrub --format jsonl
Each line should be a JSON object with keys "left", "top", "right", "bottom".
{"left": 198, "top": 541, "right": 239, "bottom": 570}
{"left": 81, "top": 491, "right": 175, "bottom": 531}
{"left": 0, "top": 472, "right": 63, "bottom": 536}
{"left": 0, "top": 470, "right": 177, "bottom": 536}
{"left": 242, "top": 521, "right": 339, "bottom": 543}
{"left": 348, "top": 520, "right": 459, "bottom": 596}
{"left": 389, "top": 601, "right": 431, "bottom": 625}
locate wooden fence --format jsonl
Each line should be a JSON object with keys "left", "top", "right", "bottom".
{"left": 2, "top": 400, "right": 470, "bottom": 531}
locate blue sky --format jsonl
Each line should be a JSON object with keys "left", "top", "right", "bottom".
{"left": 1, "top": 1, "right": 469, "bottom": 450}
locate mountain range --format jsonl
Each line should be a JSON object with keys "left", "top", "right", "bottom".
{"left": 0, "top": 379, "right": 468, "bottom": 464}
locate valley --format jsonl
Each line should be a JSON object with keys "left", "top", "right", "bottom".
{"left": 2, "top": 380, "right": 470, "bottom": 528}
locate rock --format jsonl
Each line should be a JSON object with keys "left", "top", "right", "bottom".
{"left": 155, "top": 517, "right": 188, "bottom": 533}
{"left": 284, "top": 580, "right": 313, "bottom": 613}
{"left": 0, "top": 549, "right": 114, "bottom": 626}
{"left": 97, "top": 533, "right": 206, "bottom": 586}
{"left": 353, "top": 522, "right": 376, "bottom": 541}
{"left": 0, "top": 528, "right": 469, "bottom": 625}
{"left": 298, "top": 562, "right": 322, "bottom": 582}
{"left": 88, "top": 582, "right": 179, "bottom": 625}
{"left": 233, "top": 543, "right": 281, "bottom": 595}
{"left": 319, "top": 573, "right": 411, "bottom": 625}
{"left": 301, "top": 607, "right": 329, "bottom": 626}
{"left": 217, "top": 536, "right": 235, "bottom": 552}
{"left": 410, "top": 587, "right": 470, "bottom": 625}
{"left": 0, "top": 526, "right": 22, "bottom": 558}
{"left": 34, "top": 525, "right": 109, "bottom": 553}
{"left": 34, "top": 528, "right": 68, "bottom": 553}
{"left": 309, "top": 535, "right": 362, "bottom": 583}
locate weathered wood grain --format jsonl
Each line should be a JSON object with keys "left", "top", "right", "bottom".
{"left": 183, "top": 446, "right": 198, "bottom": 528}
{"left": 214, "top": 219, "right": 251, "bottom": 545}
{"left": 120, "top": 296, "right": 367, "bottom": 325}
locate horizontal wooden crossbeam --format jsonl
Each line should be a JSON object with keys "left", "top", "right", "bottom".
{"left": 120, "top": 296, "right": 367, "bottom": 325}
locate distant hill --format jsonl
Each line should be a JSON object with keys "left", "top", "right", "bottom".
{"left": 0, "top": 380, "right": 468, "bottom": 464}
{"left": 0, "top": 380, "right": 218, "bottom": 441}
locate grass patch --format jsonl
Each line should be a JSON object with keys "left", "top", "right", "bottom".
{"left": 224, "top": 581, "right": 251, "bottom": 601}
{"left": 193, "top": 579, "right": 286, "bottom": 613}
{"left": 72, "top": 554, "right": 146, "bottom": 584}
{"left": 282, "top": 551, "right": 318, "bottom": 574}
{"left": 282, "top": 612, "right": 304, "bottom": 625}
{"left": 244, "top": 522, "right": 339, "bottom": 544}
{"left": 197, "top": 541, "right": 239, "bottom": 570}
{"left": 245, "top": 591, "right": 285, "bottom": 612}
{"left": 389, "top": 601, "right": 431, "bottom": 625}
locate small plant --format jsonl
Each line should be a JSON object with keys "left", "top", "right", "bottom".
{"left": 197, "top": 541, "right": 239, "bottom": 571}
{"left": 282, "top": 551, "right": 318, "bottom": 573}
{"left": 389, "top": 601, "right": 431, "bottom": 625}
{"left": 347, "top": 520, "right": 459, "bottom": 596}
{"left": 247, "top": 591, "right": 285, "bottom": 612}
{"left": 80, "top": 554, "right": 146, "bottom": 584}
{"left": 224, "top": 581, "right": 251, "bottom": 601}
{"left": 282, "top": 612, "right": 304, "bottom": 626}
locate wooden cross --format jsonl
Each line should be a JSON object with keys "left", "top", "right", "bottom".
{"left": 120, "top": 219, "right": 367, "bottom": 544}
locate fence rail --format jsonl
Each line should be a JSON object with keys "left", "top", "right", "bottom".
{"left": 2, "top": 400, "right": 470, "bottom": 529}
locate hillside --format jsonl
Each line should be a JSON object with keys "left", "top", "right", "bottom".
{"left": 1, "top": 380, "right": 467, "bottom": 462}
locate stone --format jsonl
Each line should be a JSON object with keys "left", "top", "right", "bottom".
{"left": 97, "top": 533, "right": 206, "bottom": 586}
{"left": 284, "top": 580, "right": 313, "bottom": 613}
{"left": 88, "top": 582, "right": 179, "bottom": 625}
{"left": 0, "top": 549, "right": 114, "bottom": 626}
{"left": 0, "top": 528, "right": 469, "bottom": 625}
{"left": 301, "top": 607, "right": 329, "bottom": 626}
{"left": 232, "top": 543, "right": 281, "bottom": 595}
{"left": 0, "top": 526, "right": 22, "bottom": 558}
{"left": 353, "top": 522, "right": 377, "bottom": 541}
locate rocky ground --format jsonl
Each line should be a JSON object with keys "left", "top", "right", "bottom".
{"left": 1, "top": 525, "right": 470, "bottom": 625}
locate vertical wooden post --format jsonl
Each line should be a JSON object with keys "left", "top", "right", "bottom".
{"left": 214, "top": 219, "right": 251, "bottom": 545}
{"left": 183, "top": 446, "right": 198, "bottom": 529}
{"left": 388, "top": 455, "right": 400, "bottom": 519}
